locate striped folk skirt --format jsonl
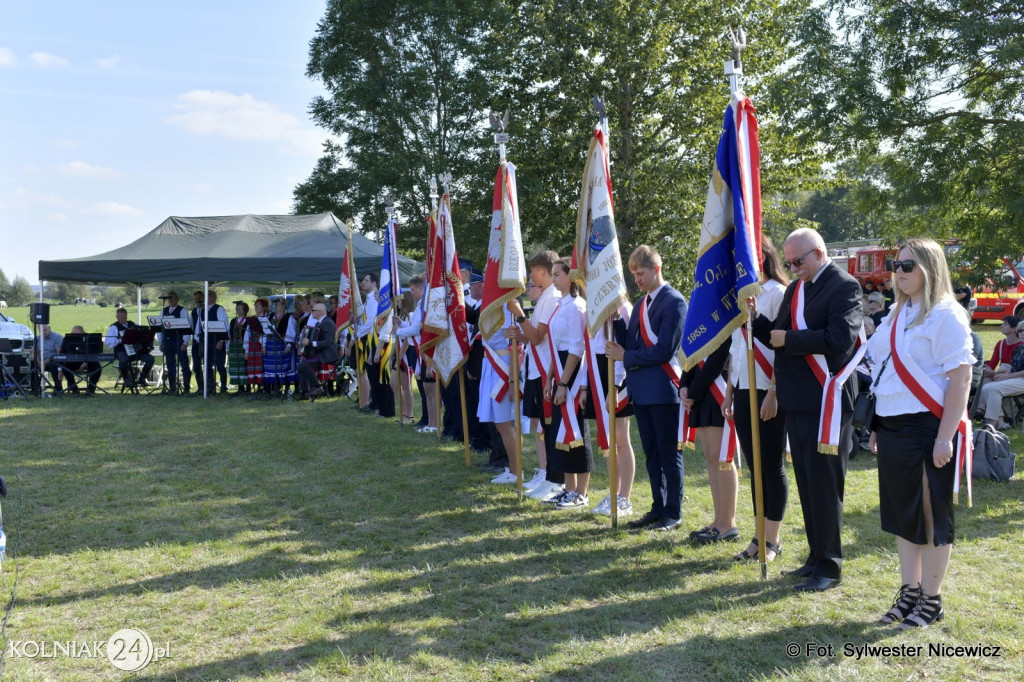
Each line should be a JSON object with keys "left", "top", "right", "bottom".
{"left": 245, "top": 339, "right": 264, "bottom": 385}
{"left": 263, "top": 337, "right": 296, "bottom": 383}
{"left": 227, "top": 341, "right": 247, "bottom": 384}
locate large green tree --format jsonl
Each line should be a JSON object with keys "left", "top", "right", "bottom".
{"left": 296, "top": 0, "right": 498, "bottom": 263}
{"left": 777, "top": 0, "right": 1024, "bottom": 282}
{"left": 7, "top": 276, "right": 33, "bottom": 307}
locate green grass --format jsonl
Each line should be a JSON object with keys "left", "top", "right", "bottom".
{"left": 0, "top": 382, "right": 1020, "bottom": 681}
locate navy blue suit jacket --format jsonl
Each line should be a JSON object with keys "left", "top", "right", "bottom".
{"left": 620, "top": 284, "right": 688, "bottom": 405}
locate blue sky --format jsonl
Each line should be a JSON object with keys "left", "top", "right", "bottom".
{"left": 0, "top": 1, "right": 331, "bottom": 284}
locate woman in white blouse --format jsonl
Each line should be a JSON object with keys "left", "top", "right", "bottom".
{"left": 545, "top": 258, "right": 593, "bottom": 510}
{"left": 724, "top": 239, "right": 790, "bottom": 562}
{"left": 867, "top": 238, "right": 973, "bottom": 629}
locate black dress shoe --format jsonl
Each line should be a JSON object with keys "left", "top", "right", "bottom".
{"left": 653, "top": 518, "right": 682, "bottom": 532}
{"left": 627, "top": 511, "right": 662, "bottom": 530}
{"left": 793, "top": 576, "right": 841, "bottom": 592}
{"left": 784, "top": 564, "right": 815, "bottom": 578}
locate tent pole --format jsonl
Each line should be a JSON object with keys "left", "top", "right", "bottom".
{"left": 39, "top": 281, "right": 44, "bottom": 303}
{"left": 204, "top": 281, "right": 210, "bottom": 399}
{"left": 136, "top": 285, "right": 142, "bottom": 325}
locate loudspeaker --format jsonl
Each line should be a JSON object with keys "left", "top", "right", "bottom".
{"left": 29, "top": 302, "right": 50, "bottom": 325}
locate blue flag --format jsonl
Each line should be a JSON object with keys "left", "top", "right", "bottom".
{"left": 681, "top": 95, "right": 763, "bottom": 369}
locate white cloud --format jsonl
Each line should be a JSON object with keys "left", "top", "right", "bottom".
{"left": 167, "top": 90, "right": 326, "bottom": 156}
{"left": 47, "top": 212, "right": 69, "bottom": 222}
{"left": 81, "top": 202, "right": 143, "bottom": 218}
{"left": 30, "top": 52, "right": 70, "bottom": 68}
{"left": 0, "top": 48, "right": 16, "bottom": 67}
{"left": 58, "top": 161, "right": 120, "bottom": 179}
{"left": 95, "top": 55, "right": 121, "bottom": 69}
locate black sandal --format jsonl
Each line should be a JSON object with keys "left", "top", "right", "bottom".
{"left": 898, "top": 592, "right": 944, "bottom": 629}
{"left": 733, "top": 538, "right": 782, "bottom": 562}
{"left": 879, "top": 583, "right": 921, "bottom": 625}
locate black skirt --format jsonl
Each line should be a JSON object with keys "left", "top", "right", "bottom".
{"left": 686, "top": 393, "right": 725, "bottom": 428}
{"left": 582, "top": 353, "right": 634, "bottom": 419}
{"left": 875, "top": 412, "right": 956, "bottom": 546}
{"left": 546, "top": 350, "right": 593, "bottom": 474}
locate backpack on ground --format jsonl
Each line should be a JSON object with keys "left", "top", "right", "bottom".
{"left": 971, "top": 424, "right": 1015, "bottom": 482}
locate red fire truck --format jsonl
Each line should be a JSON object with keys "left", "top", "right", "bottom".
{"left": 841, "top": 242, "right": 1024, "bottom": 322}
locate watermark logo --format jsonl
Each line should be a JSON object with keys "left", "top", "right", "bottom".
{"left": 7, "top": 628, "right": 169, "bottom": 671}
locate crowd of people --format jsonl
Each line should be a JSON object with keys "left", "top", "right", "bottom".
{"left": 38, "top": 229, "right": 980, "bottom": 629}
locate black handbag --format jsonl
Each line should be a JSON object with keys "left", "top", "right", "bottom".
{"left": 852, "top": 355, "right": 889, "bottom": 430}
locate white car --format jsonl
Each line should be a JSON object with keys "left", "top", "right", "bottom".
{"left": 0, "top": 311, "right": 34, "bottom": 355}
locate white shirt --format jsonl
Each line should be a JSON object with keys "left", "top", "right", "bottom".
{"left": 193, "top": 304, "right": 228, "bottom": 336}
{"left": 548, "top": 294, "right": 586, "bottom": 357}
{"left": 587, "top": 301, "right": 632, "bottom": 385}
{"left": 356, "top": 292, "right": 378, "bottom": 339}
{"left": 483, "top": 306, "right": 513, "bottom": 351}
{"left": 156, "top": 305, "right": 192, "bottom": 346}
{"left": 729, "top": 279, "right": 785, "bottom": 389}
{"left": 867, "top": 298, "right": 974, "bottom": 417}
{"left": 396, "top": 305, "right": 423, "bottom": 342}
{"left": 526, "top": 284, "right": 561, "bottom": 380}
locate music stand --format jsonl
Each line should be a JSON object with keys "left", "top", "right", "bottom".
{"left": 160, "top": 316, "right": 193, "bottom": 395}
{"left": 0, "top": 339, "right": 32, "bottom": 401}
{"left": 121, "top": 328, "right": 157, "bottom": 393}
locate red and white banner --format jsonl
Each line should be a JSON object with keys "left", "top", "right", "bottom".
{"left": 480, "top": 161, "right": 526, "bottom": 338}
{"left": 420, "top": 194, "right": 469, "bottom": 385}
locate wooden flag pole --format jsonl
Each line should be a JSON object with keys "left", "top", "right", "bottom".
{"left": 511, "top": 337, "right": 524, "bottom": 497}
{"left": 435, "top": 361, "right": 443, "bottom": 440}
{"left": 459, "top": 367, "right": 471, "bottom": 467}
{"left": 606, "top": 320, "right": 619, "bottom": 529}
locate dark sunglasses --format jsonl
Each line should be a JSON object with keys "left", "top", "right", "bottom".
{"left": 784, "top": 248, "right": 817, "bottom": 270}
{"left": 885, "top": 259, "right": 918, "bottom": 273}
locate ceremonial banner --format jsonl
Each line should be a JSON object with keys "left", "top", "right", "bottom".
{"left": 479, "top": 161, "right": 526, "bottom": 338}
{"left": 421, "top": 194, "right": 470, "bottom": 384}
{"left": 335, "top": 224, "right": 360, "bottom": 331}
{"left": 571, "top": 123, "right": 628, "bottom": 336}
{"left": 419, "top": 211, "right": 441, "bottom": 358}
{"left": 682, "top": 94, "right": 763, "bottom": 369}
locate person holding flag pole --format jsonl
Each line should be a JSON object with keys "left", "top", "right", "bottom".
{"left": 568, "top": 95, "right": 633, "bottom": 526}
{"left": 479, "top": 110, "right": 527, "bottom": 493}
{"left": 420, "top": 173, "right": 472, "bottom": 464}
{"left": 372, "top": 200, "right": 401, "bottom": 419}
{"left": 336, "top": 221, "right": 364, "bottom": 408}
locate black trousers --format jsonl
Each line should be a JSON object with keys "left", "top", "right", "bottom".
{"left": 786, "top": 410, "right": 851, "bottom": 579}
{"left": 115, "top": 348, "right": 154, "bottom": 387}
{"left": 366, "top": 361, "right": 395, "bottom": 417}
{"left": 162, "top": 341, "right": 191, "bottom": 389}
{"left": 633, "top": 402, "right": 684, "bottom": 521}
{"left": 297, "top": 359, "right": 323, "bottom": 395}
{"left": 191, "top": 341, "right": 204, "bottom": 391}
{"left": 734, "top": 388, "right": 789, "bottom": 521}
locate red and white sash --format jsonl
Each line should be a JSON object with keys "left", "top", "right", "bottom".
{"left": 527, "top": 308, "right": 558, "bottom": 420}
{"left": 639, "top": 294, "right": 682, "bottom": 387}
{"left": 676, "top": 361, "right": 739, "bottom": 468}
{"left": 584, "top": 332, "right": 629, "bottom": 453}
{"left": 889, "top": 305, "right": 973, "bottom": 505}
{"left": 483, "top": 345, "right": 511, "bottom": 402}
{"left": 547, "top": 326, "right": 585, "bottom": 450}
{"left": 740, "top": 327, "right": 775, "bottom": 382}
{"left": 790, "top": 280, "right": 868, "bottom": 454}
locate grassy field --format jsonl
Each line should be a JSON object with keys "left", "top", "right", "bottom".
{"left": 0, "top": 358, "right": 1020, "bottom": 680}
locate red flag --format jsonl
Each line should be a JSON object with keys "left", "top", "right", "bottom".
{"left": 421, "top": 194, "right": 469, "bottom": 384}
{"left": 479, "top": 161, "right": 526, "bottom": 338}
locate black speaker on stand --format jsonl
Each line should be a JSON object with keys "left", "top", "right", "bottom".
{"left": 29, "top": 303, "right": 50, "bottom": 396}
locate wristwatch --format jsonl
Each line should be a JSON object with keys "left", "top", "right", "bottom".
{"left": 516, "top": 315, "right": 526, "bottom": 324}
{"left": 558, "top": 382, "right": 569, "bottom": 388}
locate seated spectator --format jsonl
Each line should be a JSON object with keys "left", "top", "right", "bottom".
{"left": 953, "top": 282, "right": 973, "bottom": 312}
{"left": 39, "top": 325, "right": 64, "bottom": 393}
{"left": 974, "top": 339, "right": 1024, "bottom": 430}
{"left": 981, "top": 315, "right": 1021, "bottom": 381}
{"left": 866, "top": 292, "right": 886, "bottom": 328}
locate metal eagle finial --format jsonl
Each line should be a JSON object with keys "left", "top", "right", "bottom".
{"left": 488, "top": 109, "right": 509, "bottom": 133}
{"left": 592, "top": 94, "right": 607, "bottom": 123}
{"left": 729, "top": 26, "right": 746, "bottom": 71}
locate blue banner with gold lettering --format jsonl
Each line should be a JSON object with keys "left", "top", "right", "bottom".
{"left": 681, "top": 95, "right": 762, "bottom": 369}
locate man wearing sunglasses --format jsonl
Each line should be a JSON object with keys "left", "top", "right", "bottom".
{"left": 751, "top": 227, "right": 863, "bottom": 592}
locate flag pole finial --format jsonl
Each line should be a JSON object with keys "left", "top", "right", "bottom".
{"left": 592, "top": 94, "right": 607, "bottom": 124}
{"left": 383, "top": 196, "right": 395, "bottom": 218}
{"left": 429, "top": 176, "right": 439, "bottom": 212}
{"left": 438, "top": 172, "right": 453, "bottom": 196}
{"left": 725, "top": 26, "right": 746, "bottom": 96}
{"left": 489, "top": 109, "right": 510, "bottom": 162}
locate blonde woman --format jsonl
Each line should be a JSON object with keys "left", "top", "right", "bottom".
{"left": 867, "top": 238, "right": 973, "bottom": 628}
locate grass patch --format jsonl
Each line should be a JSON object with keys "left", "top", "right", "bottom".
{"left": 0, "top": 352, "right": 1020, "bottom": 679}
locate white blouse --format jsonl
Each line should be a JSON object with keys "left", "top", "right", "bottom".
{"left": 483, "top": 306, "right": 514, "bottom": 351}
{"left": 867, "top": 298, "right": 975, "bottom": 417}
{"left": 587, "top": 301, "right": 632, "bottom": 386}
{"left": 548, "top": 294, "right": 586, "bottom": 357}
{"left": 729, "top": 279, "right": 786, "bottom": 390}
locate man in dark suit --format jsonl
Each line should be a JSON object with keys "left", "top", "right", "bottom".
{"left": 752, "top": 227, "right": 862, "bottom": 591}
{"left": 296, "top": 303, "right": 338, "bottom": 401}
{"left": 607, "top": 245, "right": 688, "bottom": 531}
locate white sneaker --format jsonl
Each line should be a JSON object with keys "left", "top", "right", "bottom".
{"left": 540, "top": 485, "right": 567, "bottom": 504}
{"left": 525, "top": 480, "right": 556, "bottom": 500}
{"left": 556, "top": 491, "right": 588, "bottom": 509}
{"left": 616, "top": 496, "right": 634, "bottom": 516}
{"left": 590, "top": 495, "right": 611, "bottom": 514}
{"left": 523, "top": 468, "right": 546, "bottom": 492}
{"left": 490, "top": 468, "right": 518, "bottom": 484}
